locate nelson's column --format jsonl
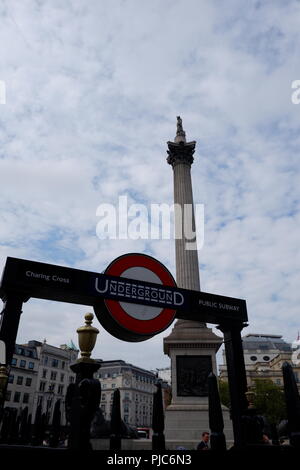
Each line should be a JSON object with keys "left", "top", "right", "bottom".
{"left": 163, "top": 117, "right": 232, "bottom": 445}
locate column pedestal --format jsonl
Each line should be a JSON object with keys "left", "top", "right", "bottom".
{"left": 163, "top": 321, "right": 233, "bottom": 444}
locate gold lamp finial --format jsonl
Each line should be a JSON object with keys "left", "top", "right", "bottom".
{"left": 245, "top": 390, "right": 256, "bottom": 409}
{"left": 76, "top": 312, "right": 99, "bottom": 363}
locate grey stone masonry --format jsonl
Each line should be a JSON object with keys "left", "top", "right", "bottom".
{"left": 163, "top": 118, "right": 231, "bottom": 442}
{"left": 167, "top": 118, "right": 199, "bottom": 293}
{"left": 164, "top": 116, "right": 222, "bottom": 357}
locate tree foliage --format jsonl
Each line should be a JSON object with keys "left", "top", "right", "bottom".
{"left": 218, "top": 379, "right": 287, "bottom": 425}
{"left": 252, "top": 379, "right": 286, "bottom": 425}
{"left": 218, "top": 380, "right": 230, "bottom": 408}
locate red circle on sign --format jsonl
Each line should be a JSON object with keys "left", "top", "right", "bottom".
{"left": 97, "top": 253, "right": 177, "bottom": 340}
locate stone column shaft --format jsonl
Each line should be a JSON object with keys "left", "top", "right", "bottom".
{"left": 162, "top": 118, "right": 231, "bottom": 446}
{"left": 173, "top": 162, "right": 200, "bottom": 291}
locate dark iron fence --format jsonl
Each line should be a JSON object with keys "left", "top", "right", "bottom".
{"left": 0, "top": 361, "right": 299, "bottom": 453}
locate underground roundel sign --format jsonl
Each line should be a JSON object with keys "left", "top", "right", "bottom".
{"left": 94, "top": 253, "right": 177, "bottom": 342}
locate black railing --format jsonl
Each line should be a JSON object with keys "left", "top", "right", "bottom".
{"left": 0, "top": 362, "right": 299, "bottom": 454}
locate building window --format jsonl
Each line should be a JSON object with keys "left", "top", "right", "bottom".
{"left": 61, "top": 361, "right": 65, "bottom": 369}
{"left": 39, "top": 381, "right": 46, "bottom": 392}
{"left": 17, "top": 376, "right": 23, "bottom": 385}
{"left": 276, "top": 379, "right": 281, "bottom": 385}
{"left": 58, "top": 385, "right": 64, "bottom": 395}
{"left": 124, "top": 414, "right": 128, "bottom": 423}
{"left": 44, "top": 356, "right": 48, "bottom": 366}
{"left": 20, "top": 360, "right": 26, "bottom": 368}
{"left": 250, "top": 356, "right": 257, "bottom": 362}
{"left": 42, "top": 369, "right": 47, "bottom": 378}
{"left": 11, "top": 358, "right": 17, "bottom": 366}
{"left": 8, "top": 375, "right": 14, "bottom": 384}
{"left": 69, "top": 376, "right": 75, "bottom": 383}
{"left": 60, "top": 373, "right": 64, "bottom": 382}
{"left": 112, "top": 373, "right": 117, "bottom": 378}
{"left": 23, "top": 393, "right": 29, "bottom": 404}
{"left": 14, "top": 392, "right": 21, "bottom": 403}
{"left": 112, "top": 384, "right": 116, "bottom": 388}
{"left": 51, "top": 359, "right": 59, "bottom": 368}
{"left": 49, "top": 383, "right": 55, "bottom": 392}
{"left": 25, "top": 377, "right": 32, "bottom": 387}
{"left": 102, "top": 394, "right": 106, "bottom": 400}
{"left": 28, "top": 362, "right": 34, "bottom": 370}
{"left": 102, "top": 384, "right": 107, "bottom": 389}
{"left": 5, "top": 391, "right": 11, "bottom": 401}
{"left": 50, "top": 371, "right": 57, "bottom": 381}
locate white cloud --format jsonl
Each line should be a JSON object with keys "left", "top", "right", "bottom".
{"left": 0, "top": 0, "right": 299, "bottom": 372}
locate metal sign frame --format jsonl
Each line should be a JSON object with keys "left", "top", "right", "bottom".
{"left": 0, "top": 257, "right": 248, "bottom": 323}
{"left": 0, "top": 255, "right": 249, "bottom": 447}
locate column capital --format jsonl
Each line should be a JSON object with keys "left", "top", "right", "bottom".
{"left": 167, "top": 140, "right": 196, "bottom": 167}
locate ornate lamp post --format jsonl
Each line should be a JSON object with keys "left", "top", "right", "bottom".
{"left": 76, "top": 312, "right": 99, "bottom": 363}
{"left": 66, "top": 312, "right": 101, "bottom": 450}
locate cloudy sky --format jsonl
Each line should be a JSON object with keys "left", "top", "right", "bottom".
{"left": 0, "top": 0, "right": 300, "bottom": 371}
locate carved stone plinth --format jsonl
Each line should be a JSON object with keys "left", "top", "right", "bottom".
{"left": 163, "top": 322, "right": 233, "bottom": 442}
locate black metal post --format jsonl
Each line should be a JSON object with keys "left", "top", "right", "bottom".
{"left": 0, "top": 294, "right": 27, "bottom": 366}
{"left": 217, "top": 321, "right": 248, "bottom": 448}
{"left": 0, "top": 407, "right": 11, "bottom": 443}
{"left": 31, "top": 403, "right": 43, "bottom": 446}
{"left": 208, "top": 372, "right": 226, "bottom": 451}
{"left": 26, "top": 413, "right": 32, "bottom": 444}
{"left": 49, "top": 399, "right": 61, "bottom": 447}
{"left": 18, "top": 406, "right": 29, "bottom": 444}
{"left": 9, "top": 409, "right": 20, "bottom": 444}
{"left": 282, "top": 361, "right": 300, "bottom": 448}
{"left": 66, "top": 360, "right": 101, "bottom": 450}
{"left": 152, "top": 381, "right": 165, "bottom": 451}
{"left": 0, "top": 293, "right": 27, "bottom": 416}
{"left": 45, "top": 393, "right": 53, "bottom": 425}
{"left": 110, "top": 389, "right": 122, "bottom": 450}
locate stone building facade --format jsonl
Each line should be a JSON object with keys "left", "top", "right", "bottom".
{"left": 219, "top": 333, "right": 300, "bottom": 391}
{"left": 96, "top": 359, "right": 157, "bottom": 428}
{"left": 5, "top": 340, "right": 78, "bottom": 424}
{"left": 5, "top": 342, "right": 39, "bottom": 415}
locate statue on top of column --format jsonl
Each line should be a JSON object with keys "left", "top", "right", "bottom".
{"left": 177, "top": 116, "right": 183, "bottom": 132}
{"left": 175, "top": 116, "right": 186, "bottom": 143}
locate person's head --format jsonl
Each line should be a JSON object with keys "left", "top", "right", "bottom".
{"left": 202, "top": 432, "right": 210, "bottom": 443}
{"left": 262, "top": 434, "right": 270, "bottom": 443}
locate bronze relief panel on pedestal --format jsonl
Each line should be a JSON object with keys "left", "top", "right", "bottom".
{"left": 176, "top": 355, "right": 212, "bottom": 397}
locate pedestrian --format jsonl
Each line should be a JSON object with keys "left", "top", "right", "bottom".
{"left": 197, "top": 431, "right": 210, "bottom": 450}
{"left": 262, "top": 433, "right": 271, "bottom": 445}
